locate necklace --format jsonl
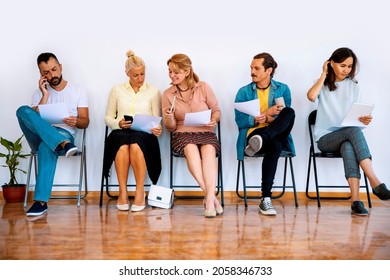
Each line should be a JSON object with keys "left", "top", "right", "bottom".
{"left": 256, "top": 83, "right": 270, "bottom": 91}
{"left": 176, "top": 85, "right": 189, "bottom": 92}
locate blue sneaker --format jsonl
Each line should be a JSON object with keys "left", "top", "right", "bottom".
{"left": 26, "top": 201, "right": 48, "bottom": 216}
{"left": 64, "top": 142, "right": 78, "bottom": 158}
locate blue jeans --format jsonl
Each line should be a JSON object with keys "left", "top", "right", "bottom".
{"left": 317, "top": 127, "right": 371, "bottom": 179}
{"left": 16, "top": 105, "right": 74, "bottom": 202}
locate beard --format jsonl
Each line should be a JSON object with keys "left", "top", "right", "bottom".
{"left": 49, "top": 75, "right": 63, "bottom": 86}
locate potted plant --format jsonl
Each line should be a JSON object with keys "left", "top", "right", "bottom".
{"left": 0, "top": 135, "right": 30, "bottom": 203}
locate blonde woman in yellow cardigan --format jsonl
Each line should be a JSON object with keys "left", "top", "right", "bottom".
{"left": 103, "top": 50, "right": 162, "bottom": 212}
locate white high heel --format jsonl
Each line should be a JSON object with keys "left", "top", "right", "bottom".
{"left": 116, "top": 203, "right": 129, "bottom": 211}
{"left": 131, "top": 192, "right": 146, "bottom": 212}
{"left": 130, "top": 204, "right": 146, "bottom": 212}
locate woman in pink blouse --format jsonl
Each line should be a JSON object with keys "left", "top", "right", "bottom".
{"left": 162, "top": 53, "right": 222, "bottom": 218}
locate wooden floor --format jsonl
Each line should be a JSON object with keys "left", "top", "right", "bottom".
{"left": 1, "top": 192, "right": 389, "bottom": 260}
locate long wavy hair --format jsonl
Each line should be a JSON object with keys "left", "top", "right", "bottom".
{"left": 325, "top": 47, "right": 358, "bottom": 91}
{"left": 167, "top": 53, "right": 199, "bottom": 88}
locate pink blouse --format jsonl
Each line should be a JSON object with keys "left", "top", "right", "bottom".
{"left": 162, "top": 81, "right": 220, "bottom": 133}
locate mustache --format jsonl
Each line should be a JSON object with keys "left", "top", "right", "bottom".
{"left": 251, "top": 74, "right": 257, "bottom": 78}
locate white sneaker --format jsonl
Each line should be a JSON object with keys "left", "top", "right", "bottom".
{"left": 244, "top": 135, "right": 263, "bottom": 156}
{"left": 258, "top": 197, "right": 277, "bottom": 216}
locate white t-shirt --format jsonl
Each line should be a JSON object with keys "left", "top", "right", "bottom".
{"left": 314, "top": 79, "right": 360, "bottom": 141}
{"left": 31, "top": 82, "right": 89, "bottom": 135}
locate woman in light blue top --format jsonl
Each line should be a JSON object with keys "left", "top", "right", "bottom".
{"left": 307, "top": 47, "right": 390, "bottom": 216}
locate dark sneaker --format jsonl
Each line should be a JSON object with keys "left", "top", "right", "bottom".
{"left": 26, "top": 201, "right": 48, "bottom": 217}
{"left": 64, "top": 142, "right": 78, "bottom": 158}
{"left": 372, "top": 183, "right": 390, "bottom": 200}
{"left": 244, "top": 135, "right": 263, "bottom": 156}
{"left": 351, "top": 201, "right": 368, "bottom": 216}
{"left": 258, "top": 197, "right": 277, "bottom": 216}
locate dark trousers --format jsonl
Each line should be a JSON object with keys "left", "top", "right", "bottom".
{"left": 247, "top": 107, "right": 295, "bottom": 197}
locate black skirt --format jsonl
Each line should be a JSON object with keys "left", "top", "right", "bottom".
{"left": 102, "top": 129, "right": 161, "bottom": 184}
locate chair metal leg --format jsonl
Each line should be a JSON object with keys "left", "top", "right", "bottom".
{"left": 288, "top": 157, "right": 298, "bottom": 207}
{"left": 236, "top": 157, "right": 298, "bottom": 208}
{"left": 24, "top": 155, "right": 34, "bottom": 208}
{"left": 306, "top": 154, "right": 371, "bottom": 208}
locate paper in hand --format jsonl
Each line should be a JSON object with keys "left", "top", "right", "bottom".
{"left": 183, "top": 109, "right": 211, "bottom": 126}
{"left": 341, "top": 103, "right": 374, "bottom": 128}
{"left": 233, "top": 99, "right": 260, "bottom": 116}
{"left": 38, "top": 102, "right": 69, "bottom": 124}
{"left": 131, "top": 114, "right": 162, "bottom": 134}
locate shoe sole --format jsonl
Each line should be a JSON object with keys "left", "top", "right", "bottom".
{"left": 65, "top": 147, "right": 78, "bottom": 158}
{"left": 26, "top": 209, "right": 48, "bottom": 217}
{"left": 352, "top": 211, "right": 368, "bottom": 216}
{"left": 245, "top": 136, "right": 262, "bottom": 156}
{"left": 26, "top": 212, "right": 47, "bottom": 221}
{"left": 258, "top": 206, "right": 277, "bottom": 216}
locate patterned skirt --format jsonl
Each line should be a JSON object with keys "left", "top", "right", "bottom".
{"left": 171, "top": 131, "right": 221, "bottom": 157}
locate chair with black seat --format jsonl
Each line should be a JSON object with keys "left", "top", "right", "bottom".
{"left": 235, "top": 149, "right": 298, "bottom": 209}
{"left": 99, "top": 126, "right": 151, "bottom": 207}
{"left": 24, "top": 128, "right": 88, "bottom": 207}
{"left": 169, "top": 122, "right": 224, "bottom": 206}
{"left": 305, "top": 110, "right": 372, "bottom": 208}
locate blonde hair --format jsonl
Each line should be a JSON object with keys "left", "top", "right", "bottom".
{"left": 125, "top": 50, "right": 145, "bottom": 73}
{"left": 167, "top": 53, "right": 199, "bottom": 88}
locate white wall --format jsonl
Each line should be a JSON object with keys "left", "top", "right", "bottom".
{"left": 1, "top": 0, "right": 389, "bottom": 193}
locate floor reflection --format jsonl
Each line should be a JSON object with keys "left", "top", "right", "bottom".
{"left": 1, "top": 196, "right": 389, "bottom": 260}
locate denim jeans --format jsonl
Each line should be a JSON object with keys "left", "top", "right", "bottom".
{"left": 16, "top": 105, "right": 74, "bottom": 202}
{"left": 317, "top": 127, "right": 371, "bottom": 179}
{"left": 247, "top": 107, "right": 295, "bottom": 197}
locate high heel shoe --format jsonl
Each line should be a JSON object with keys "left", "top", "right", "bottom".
{"left": 130, "top": 204, "right": 146, "bottom": 212}
{"left": 116, "top": 203, "right": 130, "bottom": 211}
{"left": 131, "top": 192, "right": 146, "bottom": 212}
{"left": 214, "top": 199, "right": 223, "bottom": 215}
{"left": 215, "top": 205, "right": 223, "bottom": 215}
{"left": 204, "top": 209, "right": 217, "bottom": 218}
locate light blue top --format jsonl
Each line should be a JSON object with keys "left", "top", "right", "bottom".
{"left": 314, "top": 78, "right": 361, "bottom": 141}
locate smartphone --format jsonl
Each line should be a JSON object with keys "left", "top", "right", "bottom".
{"left": 124, "top": 115, "right": 133, "bottom": 122}
{"left": 41, "top": 76, "right": 48, "bottom": 89}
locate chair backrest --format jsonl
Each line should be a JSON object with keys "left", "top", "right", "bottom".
{"left": 308, "top": 110, "right": 317, "bottom": 152}
{"left": 307, "top": 109, "right": 340, "bottom": 158}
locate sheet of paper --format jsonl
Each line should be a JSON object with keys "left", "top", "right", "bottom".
{"left": 183, "top": 109, "right": 211, "bottom": 126}
{"left": 341, "top": 103, "right": 375, "bottom": 128}
{"left": 38, "top": 102, "right": 69, "bottom": 124}
{"left": 233, "top": 99, "right": 260, "bottom": 116}
{"left": 131, "top": 114, "right": 162, "bottom": 134}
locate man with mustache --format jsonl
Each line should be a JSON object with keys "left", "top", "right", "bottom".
{"left": 16, "top": 52, "right": 89, "bottom": 217}
{"left": 234, "top": 52, "right": 295, "bottom": 216}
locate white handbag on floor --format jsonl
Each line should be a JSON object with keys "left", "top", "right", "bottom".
{"left": 148, "top": 184, "right": 174, "bottom": 209}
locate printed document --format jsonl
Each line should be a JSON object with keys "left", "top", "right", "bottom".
{"left": 341, "top": 103, "right": 375, "bottom": 128}
{"left": 233, "top": 99, "right": 260, "bottom": 116}
{"left": 131, "top": 114, "right": 162, "bottom": 134}
{"left": 38, "top": 102, "right": 69, "bottom": 124}
{"left": 183, "top": 109, "right": 211, "bottom": 126}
